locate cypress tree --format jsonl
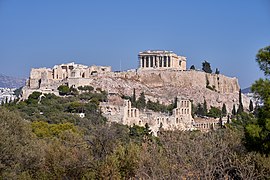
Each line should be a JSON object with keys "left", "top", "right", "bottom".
{"left": 232, "top": 104, "right": 236, "bottom": 116}
{"left": 237, "top": 89, "right": 244, "bottom": 114}
{"left": 136, "top": 92, "right": 146, "bottom": 110}
{"left": 173, "top": 97, "right": 178, "bottom": 108}
{"left": 249, "top": 99, "right": 254, "bottom": 112}
{"left": 132, "top": 88, "right": 136, "bottom": 104}
{"left": 222, "top": 103, "right": 227, "bottom": 116}
{"left": 196, "top": 103, "right": 204, "bottom": 116}
{"left": 219, "top": 116, "right": 223, "bottom": 128}
{"left": 215, "top": 68, "right": 220, "bottom": 74}
{"left": 203, "top": 99, "right": 207, "bottom": 116}
{"left": 227, "top": 115, "right": 230, "bottom": 124}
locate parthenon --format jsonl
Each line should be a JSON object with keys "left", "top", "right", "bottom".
{"left": 138, "top": 50, "right": 186, "bottom": 70}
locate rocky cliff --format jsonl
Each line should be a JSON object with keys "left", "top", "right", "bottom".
{"left": 87, "top": 70, "right": 249, "bottom": 112}
{"left": 22, "top": 69, "right": 249, "bottom": 113}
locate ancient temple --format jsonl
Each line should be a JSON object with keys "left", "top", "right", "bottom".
{"left": 138, "top": 50, "right": 186, "bottom": 70}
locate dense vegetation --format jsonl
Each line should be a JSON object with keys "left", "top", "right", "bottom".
{"left": 1, "top": 46, "right": 270, "bottom": 179}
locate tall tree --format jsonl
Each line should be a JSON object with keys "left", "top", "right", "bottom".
{"left": 227, "top": 115, "right": 230, "bottom": 124}
{"left": 132, "top": 88, "right": 136, "bottom": 104}
{"left": 222, "top": 103, "right": 227, "bottom": 116}
{"left": 215, "top": 68, "right": 220, "bottom": 74}
{"left": 136, "top": 92, "right": 146, "bottom": 110}
{"left": 245, "top": 46, "right": 270, "bottom": 154}
{"left": 219, "top": 116, "right": 223, "bottom": 128}
{"left": 256, "top": 46, "right": 270, "bottom": 76}
{"left": 202, "top": 61, "right": 212, "bottom": 73}
{"left": 195, "top": 103, "right": 204, "bottom": 116}
{"left": 173, "top": 97, "right": 178, "bottom": 108}
{"left": 249, "top": 100, "right": 254, "bottom": 112}
{"left": 237, "top": 89, "right": 244, "bottom": 114}
{"left": 203, "top": 99, "right": 207, "bottom": 116}
{"left": 232, "top": 104, "right": 236, "bottom": 116}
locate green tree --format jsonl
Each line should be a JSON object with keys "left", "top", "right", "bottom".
{"left": 202, "top": 61, "right": 212, "bottom": 73}
{"left": 207, "top": 106, "right": 222, "bottom": 118}
{"left": 237, "top": 89, "right": 244, "bottom": 114}
{"left": 132, "top": 88, "right": 136, "bottom": 104}
{"left": 203, "top": 99, "right": 207, "bottom": 116}
{"left": 222, "top": 103, "right": 227, "bottom": 117}
{"left": 57, "top": 85, "right": 70, "bottom": 96}
{"left": 190, "top": 65, "right": 195, "bottom": 70}
{"left": 27, "top": 91, "right": 42, "bottom": 104}
{"left": 249, "top": 100, "right": 254, "bottom": 112}
{"left": 244, "top": 46, "right": 270, "bottom": 154}
{"left": 232, "top": 104, "right": 236, "bottom": 116}
{"left": 227, "top": 115, "right": 230, "bottom": 124}
{"left": 215, "top": 68, "right": 220, "bottom": 74}
{"left": 136, "top": 92, "right": 146, "bottom": 110}
{"left": 256, "top": 45, "right": 270, "bottom": 76}
{"left": 195, "top": 103, "right": 204, "bottom": 116}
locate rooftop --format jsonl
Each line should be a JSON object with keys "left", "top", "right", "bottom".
{"left": 139, "top": 50, "right": 175, "bottom": 54}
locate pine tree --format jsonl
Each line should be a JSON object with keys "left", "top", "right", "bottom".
{"left": 222, "top": 103, "right": 227, "bottom": 116}
{"left": 249, "top": 99, "right": 254, "bottom": 112}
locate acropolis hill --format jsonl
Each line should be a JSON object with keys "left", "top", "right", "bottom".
{"left": 22, "top": 50, "right": 249, "bottom": 113}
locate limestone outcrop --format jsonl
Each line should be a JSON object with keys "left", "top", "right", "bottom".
{"left": 22, "top": 62, "right": 249, "bottom": 113}
{"left": 87, "top": 70, "right": 248, "bottom": 112}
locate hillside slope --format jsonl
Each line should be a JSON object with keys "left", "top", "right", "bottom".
{"left": 0, "top": 74, "right": 26, "bottom": 88}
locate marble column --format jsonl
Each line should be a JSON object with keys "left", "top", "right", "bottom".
{"left": 148, "top": 56, "right": 151, "bottom": 68}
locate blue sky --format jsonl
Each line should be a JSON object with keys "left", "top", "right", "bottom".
{"left": 0, "top": 0, "right": 269, "bottom": 88}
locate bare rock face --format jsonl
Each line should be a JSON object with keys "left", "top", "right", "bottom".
{"left": 88, "top": 70, "right": 249, "bottom": 112}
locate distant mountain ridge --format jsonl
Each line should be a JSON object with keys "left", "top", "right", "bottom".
{"left": 242, "top": 87, "right": 251, "bottom": 94}
{"left": 0, "top": 74, "right": 26, "bottom": 88}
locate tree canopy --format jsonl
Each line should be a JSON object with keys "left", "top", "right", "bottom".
{"left": 202, "top": 61, "right": 212, "bottom": 73}
{"left": 256, "top": 46, "right": 270, "bottom": 76}
{"left": 244, "top": 45, "right": 270, "bottom": 155}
